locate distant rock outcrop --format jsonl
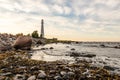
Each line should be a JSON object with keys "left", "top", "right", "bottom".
{"left": 67, "top": 51, "right": 96, "bottom": 58}
{"left": 13, "top": 36, "right": 32, "bottom": 50}
{"left": 0, "top": 33, "right": 16, "bottom": 52}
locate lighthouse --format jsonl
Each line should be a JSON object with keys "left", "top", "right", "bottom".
{"left": 40, "top": 19, "right": 44, "bottom": 38}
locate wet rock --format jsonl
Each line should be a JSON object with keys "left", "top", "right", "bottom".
{"left": 69, "top": 52, "right": 96, "bottom": 58}
{"left": 83, "top": 54, "right": 96, "bottom": 58}
{"left": 50, "top": 47, "right": 54, "bottom": 49}
{"left": 36, "top": 40, "right": 43, "bottom": 44}
{"left": 54, "top": 75, "right": 62, "bottom": 80}
{"left": 60, "top": 71, "right": 74, "bottom": 79}
{"left": 48, "top": 70, "right": 56, "bottom": 78}
{"left": 5, "top": 77, "right": 12, "bottom": 80}
{"left": 100, "top": 44, "right": 106, "bottom": 48}
{"left": 49, "top": 70, "right": 56, "bottom": 74}
{"left": 13, "top": 36, "right": 32, "bottom": 50}
{"left": 60, "top": 71, "right": 67, "bottom": 76}
{"left": 76, "top": 42, "right": 79, "bottom": 44}
{"left": 27, "top": 75, "right": 36, "bottom": 80}
{"left": 114, "top": 45, "right": 120, "bottom": 49}
{"left": 0, "top": 72, "right": 12, "bottom": 76}
{"left": 95, "top": 74, "right": 102, "bottom": 78}
{"left": 62, "top": 74, "right": 69, "bottom": 79}
{"left": 67, "top": 71, "right": 75, "bottom": 76}
{"left": 30, "top": 66, "right": 39, "bottom": 71}
{"left": 69, "top": 52, "right": 80, "bottom": 57}
{"left": 63, "top": 67, "right": 72, "bottom": 71}
{"left": 37, "top": 39, "right": 46, "bottom": 45}
{"left": 41, "top": 48, "right": 48, "bottom": 50}
{"left": 37, "top": 70, "right": 46, "bottom": 79}
{"left": 71, "top": 48, "right": 75, "bottom": 51}
{"left": 103, "top": 66, "right": 116, "bottom": 71}
{"left": 82, "top": 69, "right": 90, "bottom": 77}
{"left": 66, "top": 46, "right": 69, "bottom": 48}
{"left": 14, "top": 74, "right": 26, "bottom": 80}
{"left": 63, "top": 72, "right": 75, "bottom": 79}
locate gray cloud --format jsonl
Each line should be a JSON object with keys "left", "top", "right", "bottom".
{"left": 0, "top": 0, "right": 120, "bottom": 41}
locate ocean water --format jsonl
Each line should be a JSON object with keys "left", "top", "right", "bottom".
{"left": 31, "top": 43, "right": 120, "bottom": 74}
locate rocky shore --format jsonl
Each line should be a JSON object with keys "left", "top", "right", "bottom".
{"left": 0, "top": 50, "right": 120, "bottom": 80}
{"left": 0, "top": 33, "right": 40, "bottom": 51}
{"left": 0, "top": 33, "right": 120, "bottom": 80}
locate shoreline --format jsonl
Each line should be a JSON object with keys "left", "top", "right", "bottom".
{"left": 0, "top": 50, "right": 120, "bottom": 80}
{"left": 0, "top": 33, "right": 120, "bottom": 79}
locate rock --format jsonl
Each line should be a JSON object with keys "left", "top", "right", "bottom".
{"left": 54, "top": 75, "right": 62, "bottom": 80}
{"left": 14, "top": 74, "right": 26, "bottom": 80}
{"left": 0, "top": 76, "right": 6, "bottom": 80}
{"left": 41, "top": 48, "right": 48, "bottom": 50}
{"left": 13, "top": 36, "right": 32, "bottom": 50}
{"left": 49, "top": 47, "right": 54, "bottom": 49}
{"left": 71, "top": 48, "right": 75, "bottom": 51}
{"left": 36, "top": 40, "right": 43, "bottom": 44}
{"left": 69, "top": 52, "right": 96, "bottom": 58}
{"left": 63, "top": 74, "right": 69, "bottom": 79}
{"left": 66, "top": 46, "right": 69, "bottom": 48}
{"left": 76, "top": 42, "right": 79, "bottom": 44}
{"left": 37, "top": 70, "right": 46, "bottom": 79}
{"left": 0, "top": 46, "right": 12, "bottom": 51}
{"left": 27, "top": 75, "right": 36, "bottom": 80}
{"left": 5, "top": 77, "right": 12, "bottom": 80}
{"left": 67, "top": 72, "right": 75, "bottom": 76}
{"left": 83, "top": 54, "right": 96, "bottom": 58}
{"left": 114, "top": 46, "right": 120, "bottom": 49}
{"left": 0, "top": 72, "right": 12, "bottom": 76}
{"left": 49, "top": 70, "right": 56, "bottom": 74}
{"left": 60, "top": 71, "right": 74, "bottom": 79}
{"left": 100, "top": 44, "right": 106, "bottom": 48}
{"left": 37, "top": 38, "right": 46, "bottom": 45}
{"left": 82, "top": 69, "right": 89, "bottom": 76}
{"left": 69, "top": 52, "right": 80, "bottom": 57}
{"left": 64, "top": 67, "right": 72, "bottom": 71}
{"left": 60, "top": 71, "right": 67, "bottom": 76}
{"left": 103, "top": 66, "right": 116, "bottom": 71}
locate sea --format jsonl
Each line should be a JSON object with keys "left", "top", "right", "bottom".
{"left": 31, "top": 42, "right": 120, "bottom": 75}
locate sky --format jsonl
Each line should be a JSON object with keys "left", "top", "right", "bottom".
{"left": 0, "top": 0, "right": 120, "bottom": 41}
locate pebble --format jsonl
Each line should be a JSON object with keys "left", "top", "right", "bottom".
{"left": 5, "top": 77, "right": 11, "bottom": 80}
{"left": 27, "top": 75, "right": 36, "bottom": 80}
{"left": 67, "top": 71, "right": 75, "bottom": 76}
{"left": 60, "top": 71, "right": 67, "bottom": 76}
{"left": 49, "top": 70, "right": 56, "bottom": 74}
{"left": 37, "top": 70, "right": 46, "bottom": 79}
{"left": 54, "top": 75, "right": 62, "bottom": 80}
{"left": 14, "top": 74, "right": 26, "bottom": 80}
{"left": 0, "top": 72, "right": 12, "bottom": 76}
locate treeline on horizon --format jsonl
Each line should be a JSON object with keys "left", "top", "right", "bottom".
{"left": 0, "top": 31, "right": 120, "bottom": 44}
{"left": 0, "top": 30, "right": 40, "bottom": 38}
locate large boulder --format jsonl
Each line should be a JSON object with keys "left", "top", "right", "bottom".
{"left": 13, "top": 36, "right": 32, "bottom": 50}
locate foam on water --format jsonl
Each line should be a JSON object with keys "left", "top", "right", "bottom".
{"left": 31, "top": 43, "right": 120, "bottom": 74}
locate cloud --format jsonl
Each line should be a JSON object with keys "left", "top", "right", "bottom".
{"left": 0, "top": 0, "right": 120, "bottom": 41}
{"left": 52, "top": 4, "right": 63, "bottom": 14}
